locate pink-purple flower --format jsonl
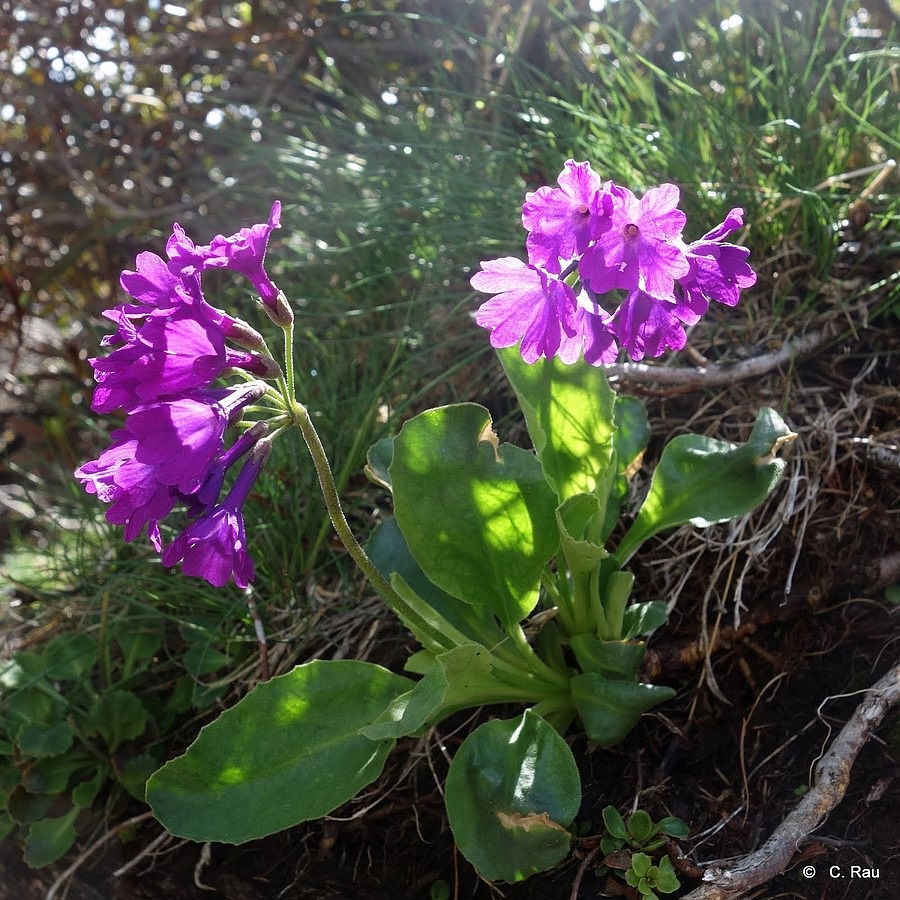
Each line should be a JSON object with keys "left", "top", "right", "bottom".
{"left": 162, "top": 439, "right": 271, "bottom": 589}
{"left": 471, "top": 161, "right": 756, "bottom": 365}
{"left": 522, "top": 160, "right": 610, "bottom": 273}
{"left": 471, "top": 258, "right": 577, "bottom": 364}
{"left": 77, "top": 204, "right": 285, "bottom": 588}
{"left": 166, "top": 201, "right": 282, "bottom": 305}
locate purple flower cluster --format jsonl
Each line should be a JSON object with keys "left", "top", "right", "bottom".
{"left": 471, "top": 160, "right": 756, "bottom": 364}
{"left": 76, "top": 203, "right": 284, "bottom": 588}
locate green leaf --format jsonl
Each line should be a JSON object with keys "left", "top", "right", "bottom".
{"left": 657, "top": 815, "right": 690, "bottom": 839}
{"left": 602, "top": 396, "right": 650, "bottom": 541}
{"left": 118, "top": 751, "right": 160, "bottom": 800}
{"left": 390, "top": 403, "right": 559, "bottom": 628}
{"left": 445, "top": 710, "right": 579, "bottom": 882}
{"left": 183, "top": 643, "right": 231, "bottom": 677}
{"left": 16, "top": 722, "right": 74, "bottom": 758}
{"left": 23, "top": 806, "right": 80, "bottom": 868}
{"left": 618, "top": 408, "right": 796, "bottom": 561}
{"left": 23, "top": 754, "right": 93, "bottom": 795}
{"left": 113, "top": 613, "right": 164, "bottom": 677}
{"left": 367, "top": 517, "right": 506, "bottom": 650}
{"left": 41, "top": 633, "right": 98, "bottom": 681}
{"left": 555, "top": 493, "right": 609, "bottom": 575}
{"left": 571, "top": 674, "right": 676, "bottom": 746}
{"left": 621, "top": 601, "right": 668, "bottom": 640}
{"left": 500, "top": 349, "right": 617, "bottom": 501}
{"left": 655, "top": 855, "right": 681, "bottom": 892}
{"left": 628, "top": 809, "right": 654, "bottom": 844}
{"left": 71, "top": 766, "right": 108, "bottom": 808}
{"left": 570, "top": 635, "right": 645, "bottom": 679}
{"left": 364, "top": 435, "right": 394, "bottom": 490}
{"left": 85, "top": 690, "right": 149, "bottom": 752}
{"left": 602, "top": 804, "right": 628, "bottom": 840}
{"left": 361, "top": 644, "right": 546, "bottom": 741}
{"left": 147, "top": 660, "right": 414, "bottom": 843}
{"left": 631, "top": 851, "right": 653, "bottom": 877}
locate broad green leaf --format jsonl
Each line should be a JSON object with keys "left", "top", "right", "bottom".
{"left": 118, "top": 751, "right": 160, "bottom": 800}
{"left": 602, "top": 804, "right": 628, "bottom": 840}
{"left": 617, "top": 408, "right": 796, "bottom": 561}
{"left": 571, "top": 673, "right": 676, "bottom": 746}
{"left": 0, "top": 812, "right": 13, "bottom": 841}
{"left": 602, "top": 395, "right": 650, "bottom": 541}
{"left": 658, "top": 816, "right": 690, "bottom": 839}
{"left": 113, "top": 613, "right": 164, "bottom": 677}
{"left": 4, "top": 683, "right": 65, "bottom": 726}
{"left": 367, "top": 517, "right": 506, "bottom": 650}
{"left": 445, "top": 710, "right": 580, "bottom": 882}
{"left": 628, "top": 809, "right": 654, "bottom": 843}
{"left": 500, "top": 349, "right": 617, "bottom": 501}
{"left": 555, "top": 493, "right": 608, "bottom": 575}
{"left": 183, "top": 643, "right": 231, "bottom": 677}
{"left": 360, "top": 645, "right": 491, "bottom": 740}
{"left": 23, "top": 807, "right": 79, "bottom": 868}
{"left": 389, "top": 403, "right": 559, "bottom": 628}
{"left": 72, "top": 766, "right": 108, "bottom": 808}
{"left": 363, "top": 645, "right": 498, "bottom": 740}
{"left": 22, "top": 754, "right": 93, "bottom": 795}
{"left": 656, "top": 855, "right": 681, "bottom": 891}
{"left": 361, "top": 644, "right": 546, "bottom": 741}
{"left": 146, "top": 660, "right": 414, "bottom": 843}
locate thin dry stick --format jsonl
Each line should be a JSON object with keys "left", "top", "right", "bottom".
{"left": 244, "top": 588, "right": 270, "bottom": 681}
{"left": 45, "top": 811, "right": 156, "bottom": 900}
{"left": 604, "top": 328, "right": 832, "bottom": 387}
{"left": 681, "top": 661, "right": 900, "bottom": 899}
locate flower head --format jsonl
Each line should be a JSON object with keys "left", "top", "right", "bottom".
{"left": 473, "top": 162, "right": 756, "bottom": 366}
{"left": 79, "top": 203, "right": 285, "bottom": 589}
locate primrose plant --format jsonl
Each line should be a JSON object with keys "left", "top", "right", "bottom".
{"left": 76, "top": 160, "right": 795, "bottom": 884}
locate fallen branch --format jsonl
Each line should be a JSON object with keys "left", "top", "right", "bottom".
{"left": 605, "top": 328, "right": 832, "bottom": 387}
{"left": 681, "top": 661, "right": 900, "bottom": 899}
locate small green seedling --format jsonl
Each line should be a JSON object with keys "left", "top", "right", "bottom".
{"left": 625, "top": 852, "right": 681, "bottom": 899}
{"left": 600, "top": 805, "right": 688, "bottom": 897}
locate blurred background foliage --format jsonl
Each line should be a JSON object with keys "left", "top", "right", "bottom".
{"left": 4, "top": 0, "right": 896, "bottom": 325}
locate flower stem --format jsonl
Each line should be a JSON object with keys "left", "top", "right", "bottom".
{"left": 281, "top": 321, "right": 296, "bottom": 407}
{"left": 291, "top": 400, "right": 423, "bottom": 619}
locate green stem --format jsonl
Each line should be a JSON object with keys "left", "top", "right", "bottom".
{"left": 292, "top": 401, "right": 408, "bottom": 609}
{"left": 507, "top": 622, "right": 570, "bottom": 690}
{"left": 281, "top": 321, "right": 296, "bottom": 406}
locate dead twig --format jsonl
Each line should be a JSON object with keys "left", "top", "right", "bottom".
{"left": 681, "top": 661, "right": 900, "bottom": 899}
{"left": 605, "top": 328, "right": 832, "bottom": 387}
{"left": 45, "top": 811, "right": 156, "bottom": 900}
